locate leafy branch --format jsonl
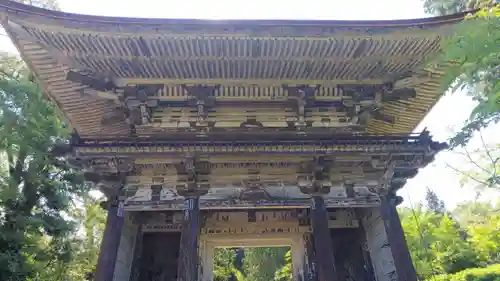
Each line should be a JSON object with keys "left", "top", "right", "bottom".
{"left": 446, "top": 130, "right": 500, "bottom": 189}
{"left": 436, "top": 6, "right": 500, "bottom": 147}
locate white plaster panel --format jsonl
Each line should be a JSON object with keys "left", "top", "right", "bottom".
{"left": 362, "top": 208, "right": 397, "bottom": 281}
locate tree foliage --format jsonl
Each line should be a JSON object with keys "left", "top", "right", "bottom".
{"left": 0, "top": 52, "right": 93, "bottom": 280}
{"left": 214, "top": 248, "right": 237, "bottom": 281}
{"left": 213, "top": 247, "right": 289, "bottom": 281}
{"left": 274, "top": 250, "right": 293, "bottom": 281}
{"left": 400, "top": 200, "right": 500, "bottom": 279}
{"left": 243, "top": 247, "right": 288, "bottom": 281}
{"left": 423, "top": 0, "right": 492, "bottom": 16}
{"left": 443, "top": 6, "right": 500, "bottom": 148}
{"left": 446, "top": 137, "right": 500, "bottom": 190}
{"left": 425, "top": 188, "right": 447, "bottom": 214}
{"left": 426, "top": 264, "right": 500, "bottom": 281}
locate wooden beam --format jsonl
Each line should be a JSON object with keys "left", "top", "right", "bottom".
{"left": 310, "top": 196, "right": 338, "bottom": 281}
{"left": 177, "top": 197, "right": 201, "bottom": 281}
{"left": 94, "top": 200, "right": 124, "bottom": 281}
{"left": 116, "top": 78, "right": 384, "bottom": 87}
{"left": 380, "top": 196, "right": 417, "bottom": 281}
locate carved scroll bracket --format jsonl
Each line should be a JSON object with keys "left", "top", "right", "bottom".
{"left": 123, "top": 85, "right": 162, "bottom": 126}
{"left": 67, "top": 70, "right": 162, "bottom": 128}
{"left": 297, "top": 156, "right": 333, "bottom": 195}
{"left": 80, "top": 157, "right": 134, "bottom": 198}
{"left": 175, "top": 154, "right": 211, "bottom": 197}
{"left": 283, "top": 85, "right": 320, "bottom": 132}
{"left": 182, "top": 85, "right": 220, "bottom": 134}
{"left": 341, "top": 82, "right": 417, "bottom": 126}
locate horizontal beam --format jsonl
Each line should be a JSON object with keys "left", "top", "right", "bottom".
{"left": 74, "top": 134, "right": 434, "bottom": 146}
{"left": 124, "top": 197, "right": 382, "bottom": 211}
{"left": 117, "top": 78, "right": 385, "bottom": 87}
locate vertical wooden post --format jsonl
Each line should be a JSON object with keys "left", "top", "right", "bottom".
{"left": 310, "top": 196, "right": 338, "bottom": 281}
{"left": 94, "top": 200, "right": 124, "bottom": 281}
{"left": 380, "top": 196, "right": 417, "bottom": 281}
{"left": 303, "top": 233, "right": 317, "bottom": 281}
{"left": 128, "top": 223, "right": 143, "bottom": 281}
{"left": 177, "top": 196, "right": 201, "bottom": 281}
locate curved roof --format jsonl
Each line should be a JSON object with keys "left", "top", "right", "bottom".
{"left": 0, "top": 0, "right": 468, "bottom": 137}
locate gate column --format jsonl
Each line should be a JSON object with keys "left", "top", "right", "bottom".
{"left": 177, "top": 196, "right": 202, "bottom": 281}
{"left": 380, "top": 193, "right": 417, "bottom": 281}
{"left": 310, "top": 195, "right": 339, "bottom": 281}
{"left": 94, "top": 197, "right": 125, "bottom": 281}
{"left": 298, "top": 156, "right": 339, "bottom": 281}
{"left": 175, "top": 154, "right": 211, "bottom": 281}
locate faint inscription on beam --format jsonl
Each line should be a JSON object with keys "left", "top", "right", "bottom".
{"left": 141, "top": 209, "right": 359, "bottom": 232}
{"left": 201, "top": 226, "right": 309, "bottom": 234}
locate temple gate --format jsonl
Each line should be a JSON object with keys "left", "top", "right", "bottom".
{"left": 0, "top": 1, "right": 467, "bottom": 280}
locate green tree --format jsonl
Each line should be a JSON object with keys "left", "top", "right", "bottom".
{"left": 424, "top": 0, "right": 469, "bottom": 16}
{"left": 468, "top": 213, "right": 500, "bottom": 264}
{"left": 424, "top": 0, "right": 499, "bottom": 151}
{"left": 438, "top": 6, "right": 500, "bottom": 149}
{"left": 447, "top": 139, "right": 500, "bottom": 190}
{"left": 400, "top": 206, "right": 481, "bottom": 278}
{"left": 452, "top": 201, "right": 500, "bottom": 226}
{"left": 452, "top": 201, "right": 500, "bottom": 265}
{"left": 0, "top": 54, "right": 87, "bottom": 280}
{"left": 63, "top": 195, "right": 106, "bottom": 281}
{"left": 214, "top": 248, "right": 237, "bottom": 281}
{"left": 431, "top": 215, "right": 480, "bottom": 274}
{"left": 243, "top": 247, "right": 288, "bottom": 281}
{"left": 12, "top": 0, "right": 59, "bottom": 10}
{"left": 425, "top": 188, "right": 447, "bottom": 214}
{"left": 423, "top": 0, "right": 492, "bottom": 16}
{"left": 274, "top": 250, "right": 292, "bottom": 281}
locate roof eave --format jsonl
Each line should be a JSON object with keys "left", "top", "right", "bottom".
{"left": 0, "top": 0, "right": 472, "bottom": 34}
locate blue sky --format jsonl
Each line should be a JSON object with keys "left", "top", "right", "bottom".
{"left": 1, "top": 0, "right": 498, "bottom": 208}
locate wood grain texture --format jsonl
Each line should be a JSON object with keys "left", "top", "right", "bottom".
{"left": 0, "top": 0, "right": 467, "bottom": 136}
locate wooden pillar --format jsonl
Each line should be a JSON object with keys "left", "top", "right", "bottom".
{"left": 200, "top": 240, "right": 214, "bottom": 281}
{"left": 310, "top": 196, "right": 338, "bottom": 281}
{"left": 128, "top": 223, "right": 143, "bottom": 281}
{"left": 177, "top": 197, "right": 201, "bottom": 281}
{"left": 291, "top": 236, "right": 306, "bottom": 281}
{"left": 303, "top": 233, "right": 317, "bottom": 281}
{"left": 380, "top": 196, "right": 417, "bottom": 281}
{"left": 94, "top": 200, "right": 124, "bottom": 281}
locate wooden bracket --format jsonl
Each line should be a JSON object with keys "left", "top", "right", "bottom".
{"left": 175, "top": 154, "right": 211, "bottom": 197}
{"left": 182, "top": 85, "right": 220, "bottom": 129}
{"left": 283, "top": 85, "right": 320, "bottom": 131}
{"left": 297, "top": 156, "right": 333, "bottom": 195}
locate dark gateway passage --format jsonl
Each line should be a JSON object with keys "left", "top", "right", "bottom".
{"left": 137, "top": 233, "right": 181, "bottom": 281}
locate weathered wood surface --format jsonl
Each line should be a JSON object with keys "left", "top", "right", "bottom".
{"left": 380, "top": 197, "right": 417, "bottom": 281}
{"left": 128, "top": 224, "right": 143, "bottom": 281}
{"left": 303, "top": 233, "right": 317, "bottom": 281}
{"left": 310, "top": 196, "right": 339, "bottom": 281}
{"left": 94, "top": 202, "right": 124, "bottom": 281}
{"left": 177, "top": 197, "right": 201, "bottom": 281}
{"left": 140, "top": 209, "right": 359, "bottom": 233}
{"left": 0, "top": 0, "right": 467, "bottom": 137}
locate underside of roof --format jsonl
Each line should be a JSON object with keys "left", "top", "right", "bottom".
{"left": 0, "top": 0, "right": 468, "bottom": 138}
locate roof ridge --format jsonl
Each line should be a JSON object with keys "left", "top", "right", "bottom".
{"left": 0, "top": 0, "right": 472, "bottom": 28}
